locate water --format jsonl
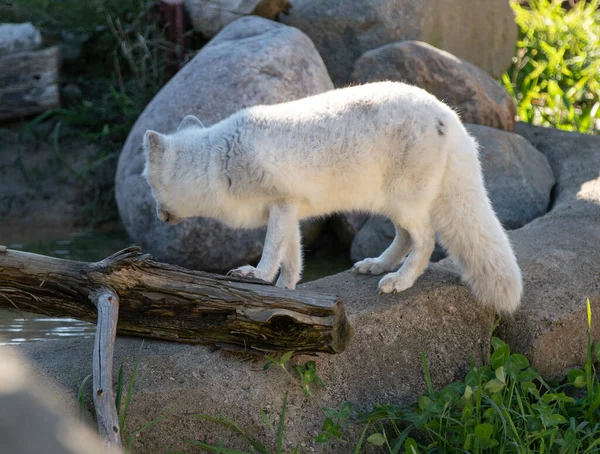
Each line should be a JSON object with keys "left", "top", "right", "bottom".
{"left": 0, "top": 229, "right": 133, "bottom": 346}
{"left": 0, "top": 228, "right": 351, "bottom": 345}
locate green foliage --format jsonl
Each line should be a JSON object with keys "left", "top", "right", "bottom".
{"left": 318, "top": 299, "right": 600, "bottom": 453}
{"left": 503, "top": 0, "right": 600, "bottom": 133}
{"left": 264, "top": 352, "right": 325, "bottom": 396}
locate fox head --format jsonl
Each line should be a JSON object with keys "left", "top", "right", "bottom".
{"left": 142, "top": 115, "right": 205, "bottom": 225}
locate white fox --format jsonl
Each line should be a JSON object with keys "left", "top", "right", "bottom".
{"left": 142, "top": 81, "right": 522, "bottom": 314}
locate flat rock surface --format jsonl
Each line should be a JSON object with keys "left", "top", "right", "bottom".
{"left": 352, "top": 41, "right": 517, "bottom": 131}
{"left": 115, "top": 17, "right": 333, "bottom": 273}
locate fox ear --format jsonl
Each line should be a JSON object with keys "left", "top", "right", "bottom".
{"left": 144, "top": 130, "right": 166, "bottom": 165}
{"left": 177, "top": 115, "right": 204, "bottom": 131}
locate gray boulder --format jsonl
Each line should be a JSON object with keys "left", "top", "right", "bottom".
{"left": 351, "top": 124, "right": 555, "bottom": 262}
{"left": 469, "top": 124, "right": 555, "bottom": 229}
{"left": 0, "top": 23, "right": 40, "bottom": 56}
{"left": 499, "top": 123, "right": 600, "bottom": 377}
{"left": 184, "top": 0, "right": 291, "bottom": 38}
{"left": 352, "top": 40, "right": 517, "bottom": 132}
{"left": 282, "top": 0, "right": 517, "bottom": 85}
{"left": 115, "top": 17, "right": 334, "bottom": 272}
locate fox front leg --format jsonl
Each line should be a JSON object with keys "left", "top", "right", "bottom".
{"left": 227, "top": 203, "right": 299, "bottom": 284}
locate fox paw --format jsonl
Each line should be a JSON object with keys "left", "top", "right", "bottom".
{"left": 352, "top": 258, "right": 393, "bottom": 275}
{"left": 377, "top": 272, "right": 413, "bottom": 294}
{"left": 226, "top": 265, "right": 268, "bottom": 281}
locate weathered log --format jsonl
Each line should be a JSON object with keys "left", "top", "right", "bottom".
{"left": 0, "top": 246, "right": 352, "bottom": 353}
{"left": 91, "top": 288, "right": 123, "bottom": 453}
{"left": 0, "top": 46, "right": 60, "bottom": 121}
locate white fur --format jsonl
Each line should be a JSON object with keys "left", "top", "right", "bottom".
{"left": 143, "top": 81, "right": 522, "bottom": 314}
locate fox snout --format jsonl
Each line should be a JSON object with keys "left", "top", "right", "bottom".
{"left": 157, "top": 205, "right": 182, "bottom": 225}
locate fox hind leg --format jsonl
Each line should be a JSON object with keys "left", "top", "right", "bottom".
{"left": 377, "top": 218, "right": 435, "bottom": 294}
{"left": 353, "top": 225, "right": 411, "bottom": 275}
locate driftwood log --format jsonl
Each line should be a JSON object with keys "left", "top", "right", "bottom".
{"left": 91, "top": 288, "right": 122, "bottom": 452}
{"left": 0, "top": 46, "right": 60, "bottom": 121}
{"left": 0, "top": 246, "right": 352, "bottom": 354}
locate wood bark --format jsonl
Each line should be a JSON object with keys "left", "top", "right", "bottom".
{"left": 0, "top": 246, "right": 353, "bottom": 354}
{"left": 0, "top": 46, "right": 60, "bottom": 121}
{"left": 91, "top": 288, "right": 123, "bottom": 453}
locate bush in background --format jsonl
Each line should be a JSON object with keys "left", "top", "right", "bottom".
{"left": 503, "top": 0, "right": 600, "bottom": 134}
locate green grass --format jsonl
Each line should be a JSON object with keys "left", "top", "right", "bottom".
{"left": 502, "top": 0, "right": 600, "bottom": 134}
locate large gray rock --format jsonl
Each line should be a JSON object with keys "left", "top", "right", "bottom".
{"left": 352, "top": 41, "right": 517, "bottom": 132}
{"left": 17, "top": 266, "right": 495, "bottom": 452}
{"left": 499, "top": 123, "right": 600, "bottom": 377}
{"left": 351, "top": 124, "right": 555, "bottom": 262}
{"left": 115, "top": 17, "right": 334, "bottom": 272}
{"left": 469, "top": 124, "right": 555, "bottom": 228}
{"left": 0, "top": 23, "right": 40, "bottom": 56}
{"left": 184, "top": 0, "right": 291, "bottom": 38}
{"left": 282, "top": 0, "right": 517, "bottom": 85}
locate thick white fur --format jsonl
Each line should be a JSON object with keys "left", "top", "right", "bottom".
{"left": 143, "top": 81, "right": 522, "bottom": 314}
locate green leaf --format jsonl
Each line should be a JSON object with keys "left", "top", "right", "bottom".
{"left": 303, "top": 369, "right": 315, "bottom": 383}
{"left": 484, "top": 378, "right": 505, "bottom": 394}
{"left": 517, "top": 367, "right": 540, "bottom": 382}
{"left": 315, "top": 433, "right": 331, "bottom": 443}
{"left": 474, "top": 423, "right": 494, "bottom": 439}
{"left": 463, "top": 385, "right": 473, "bottom": 400}
{"left": 490, "top": 337, "right": 506, "bottom": 351}
{"left": 541, "top": 413, "right": 567, "bottom": 427}
{"left": 280, "top": 351, "right": 293, "bottom": 364}
{"left": 495, "top": 366, "right": 506, "bottom": 384}
{"left": 367, "top": 433, "right": 386, "bottom": 446}
{"left": 568, "top": 369, "right": 587, "bottom": 388}
{"left": 404, "top": 437, "right": 419, "bottom": 453}
{"left": 491, "top": 344, "right": 510, "bottom": 369}
{"left": 340, "top": 402, "right": 353, "bottom": 420}
{"left": 509, "top": 354, "right": 530, "bottom": 370}
{"left": 417, "top": 396, "right": 433, "bottom": 411}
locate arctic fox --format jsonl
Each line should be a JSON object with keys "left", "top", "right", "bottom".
{"left": 142, "top": 81, "right": 522, "bottom": 314}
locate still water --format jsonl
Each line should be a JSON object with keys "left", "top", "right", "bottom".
{"left": 0, "top": 228, "right": 351, "bottom": 345}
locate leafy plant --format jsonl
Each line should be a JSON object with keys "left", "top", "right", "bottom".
{"left": 503, "top": 0, "right": 600, "bottom": 133}
{"left": 264, "top": 352, "right": 325, "bottom": 396}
